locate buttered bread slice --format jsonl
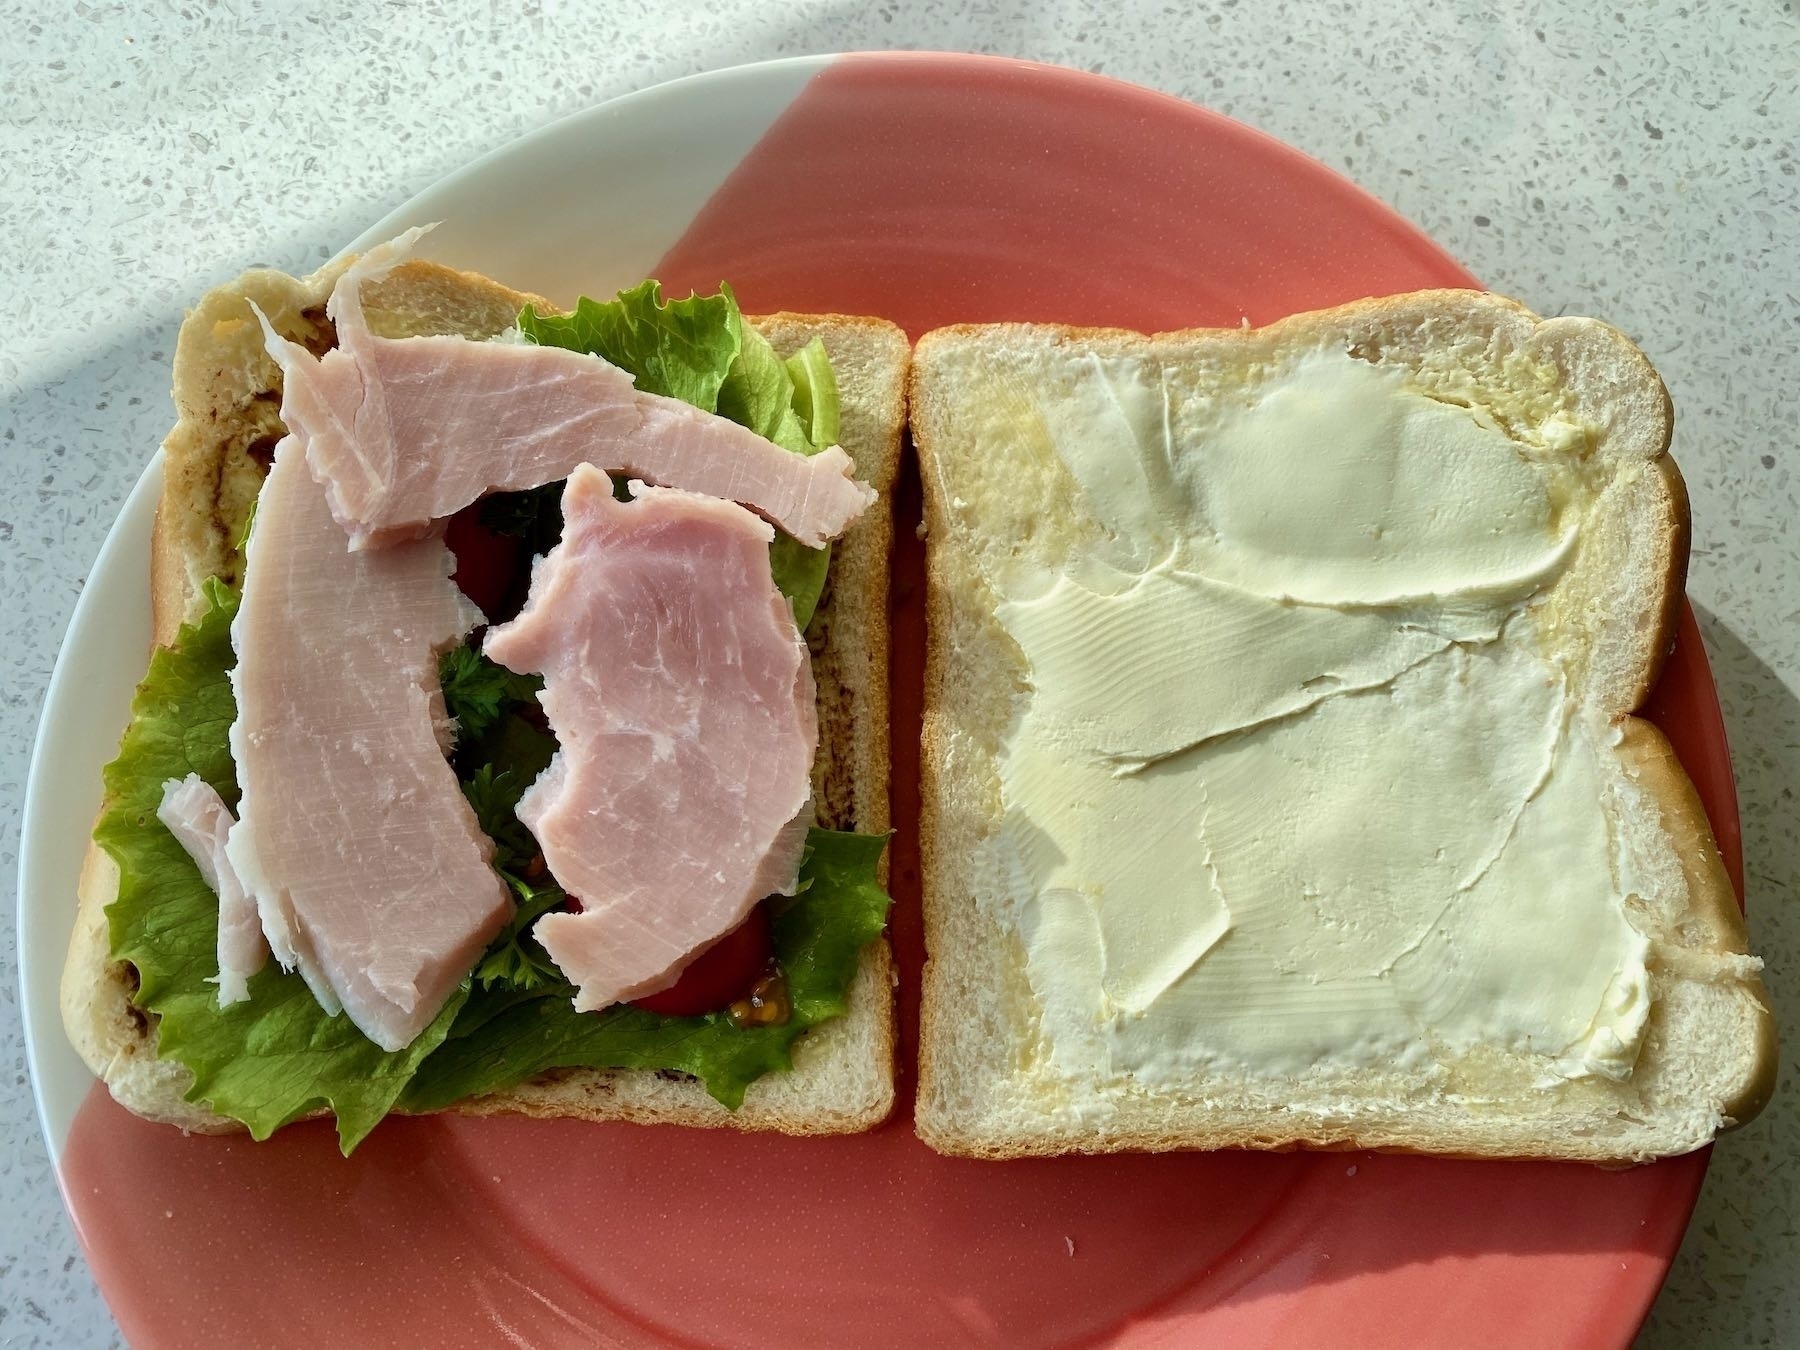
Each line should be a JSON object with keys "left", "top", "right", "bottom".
{"left": 911, "top": 293, "right": 1776, "bottom": 1162}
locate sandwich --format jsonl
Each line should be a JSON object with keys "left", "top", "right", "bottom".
{"left": 62, "top": 233, "right": 907, "bottom": 1151}
{"left": 910, "top": 293, "right": 1777, "bottom": 1162}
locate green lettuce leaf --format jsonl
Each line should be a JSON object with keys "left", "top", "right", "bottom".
{"left": 785, "top": 337, "right": 841, "bottom": 449}
{"left": 718, "top": 322, "right": 815, "bottom": 457}
{"left": 401, "top": 829, "right": 891, "bottom": 1112}
{"left": 518, "top": 280, "right": 741, "bottom": 409}
{"left": 517, "top": 283, "right": 841, "bottom": 631}
{"left": 721, "top": 329, "right": 839, "bottom": 630}
{"left": 768, "top": 539, "right": 830, "bottom": 634}
{"left": 93, "top": 581, "right": 465, "bottom": 1153}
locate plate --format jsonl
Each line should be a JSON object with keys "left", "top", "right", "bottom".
{"left": 19, "top": 52, "right": 1742, "bottom": 1349}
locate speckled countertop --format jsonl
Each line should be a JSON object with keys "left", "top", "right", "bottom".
{"left": 2, "top": 3, "right": 1794, "bottom": 1346}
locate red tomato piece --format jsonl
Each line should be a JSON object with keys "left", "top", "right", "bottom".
{"left": 445, "top": 505, "right": 522, "bottom": 618}
{"left": 629, "top": 906, "right": 774, "bottom": 1017}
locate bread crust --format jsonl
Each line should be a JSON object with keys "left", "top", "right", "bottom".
{"left": 62, "top": 259, "right": 908, "bottom": 1137}
{"left": 911, "top": 292, "right": 1776, "bottom": 1162}
{"left": 1613, "top": 719, "right": 1779, "bottom": 1129}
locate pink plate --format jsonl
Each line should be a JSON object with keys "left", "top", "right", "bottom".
{"left": 44, "top": 53, "right": 1740, "bottom": 1349}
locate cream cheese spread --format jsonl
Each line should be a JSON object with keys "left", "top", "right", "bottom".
{"left": 985, "top": 348, "right": 1652, "bottom": 1087}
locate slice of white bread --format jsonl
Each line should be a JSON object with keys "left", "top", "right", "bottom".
{"left": 61, "top": 254, "right": 908, "bottom": 1137}
{"left": 910, "top": 293, "right": 1777, "bottom": 1162}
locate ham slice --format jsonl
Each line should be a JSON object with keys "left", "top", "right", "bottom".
{"left": 262, "top": 231, "right": 873, "bottom": 551}
{"left": 224, "top": 437, "right": 511, "bottom": 1051}
{"left": 483, "top": 466, "right": 817, "bottom": 1012}
{"left": 157, "top": 774, "right": 267, "bottom": 1008}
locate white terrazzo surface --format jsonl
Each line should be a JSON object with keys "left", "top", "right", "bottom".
{"left": 2, "top": 3, "right": 1794, "bottom": 1346}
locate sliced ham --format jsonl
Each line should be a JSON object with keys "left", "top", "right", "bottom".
{"left": 261, "top": 230, "right": 873, "bottom": 551}
{"left": 224, "top": 436, "right": 511, "bottom": 1051}
{"left": 483, "top": 466, "right": 817, "bottom": 1012}
{"left": 157, "top": 774, "right": 267, "bottom": 1008}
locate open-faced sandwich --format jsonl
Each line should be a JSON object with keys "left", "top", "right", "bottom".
{"left": 911, "top": 294, "right": 1777, "bottom": 1162}
{"left": 63, "top": 232, "right": 908, "bottom": 1151}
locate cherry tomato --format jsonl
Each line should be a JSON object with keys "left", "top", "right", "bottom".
{"left": 630, "top": 906, "right": 774, "bottom": 1017}
{"left": 445, "top": 505, "right": 522, "bottom": 619}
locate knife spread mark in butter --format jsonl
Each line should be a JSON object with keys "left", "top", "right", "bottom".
{"left": 981, "top": 349, "right": 1652, "bottom": 1087}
